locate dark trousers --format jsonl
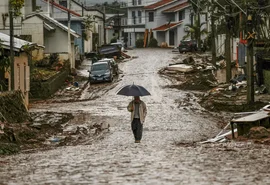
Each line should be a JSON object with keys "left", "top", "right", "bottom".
{"left": 131, "top": 118, "right": 143, "bottom": 141}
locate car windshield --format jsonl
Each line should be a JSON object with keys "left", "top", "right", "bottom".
{"left": 181, "top": 41, "right": 191, "bottom": 45}
{"left": 91, "top": 63, "right": 108, "bottom": 71}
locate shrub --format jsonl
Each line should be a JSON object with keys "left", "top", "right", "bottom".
{"left": 136, "top": 38, "right": 144, "bottom": 48}
{"left": 148, "top": 38, "right": 158, "bottom": 48}
{"left": 110, "top": 37, "right": 117, "bottom": 43}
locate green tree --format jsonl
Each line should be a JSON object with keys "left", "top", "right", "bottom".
{"left": 10, "top": 0, "right": 25, "bottom": 16}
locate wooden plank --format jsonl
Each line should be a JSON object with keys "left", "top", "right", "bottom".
{"left": 143, "top": 29, "right": 148, "bottom": 48}
{"left": 231, "top": 111, "right": 270, "bottom": 123}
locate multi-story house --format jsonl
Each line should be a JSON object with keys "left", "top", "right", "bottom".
{"left": 124, "top": 0, "right": 159, "bottom": 47}
{"left": 36, "top": 0, "right": 105, "bottom": 54}
{"left": 144, "top": 0, "right": 192, "bottom": 47}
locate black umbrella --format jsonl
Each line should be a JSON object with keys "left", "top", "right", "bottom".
{"left": 117, "top": 84, "right": 151, "bottom": 96}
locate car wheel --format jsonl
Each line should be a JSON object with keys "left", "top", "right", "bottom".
{"left": 109, "top": 76, "right": 113, "bottom": 82}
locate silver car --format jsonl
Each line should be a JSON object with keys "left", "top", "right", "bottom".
{"left": 88, "top": 62, "right": 113, "bottom": 84}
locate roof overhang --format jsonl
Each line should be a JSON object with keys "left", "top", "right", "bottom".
{"left": 44, "top": 22, "right": 55, "bottom": 31}
{"left": 162, "top": 2, "right": 190, "bottom": 13}
{"left": 26, "top": 13, "right": 80, "bottom": 38}
{"left": 0, "top": 32, "right": 44, "bottom": 52}
{"left": 153, "top": 21, "right": 183, "bottom": 31}
{"left": 144, "top": 0, "right": 178, "bottom": 11}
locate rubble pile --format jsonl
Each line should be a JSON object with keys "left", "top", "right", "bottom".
{"left": 159, "top": 54, "right": 218, "bottom": 91}
{"left": 161, "top": 53, "right": 270, "bottom": 112}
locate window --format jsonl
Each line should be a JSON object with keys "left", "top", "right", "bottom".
{"left": 149, "top": 12, "right": 154, "bottom": 22}
{"left": 132, "top": 0, "right": 141, "bottom": 6}
{"left": 132, "top": 0, "right": 137, "bottom": 6}
{"left": 59, "top": 0, "right": 67, "bottom": 8}
{"left": 138, "top": 11, "right": 142, "bottom": 23}
{"left": 132, "top": 11, "right": 136, "bottom": 24}
{"left": 179, "top": 10, "right": 185, "bottom": 21}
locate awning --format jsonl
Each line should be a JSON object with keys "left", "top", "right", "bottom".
{"left": 43, "top": 22, "right": 55, "bottom": 31}
{"left": 153, "top": 21, "right": 183, "bottom": 31}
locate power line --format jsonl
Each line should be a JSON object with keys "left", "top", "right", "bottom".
{"left": 229, "top": 0, "right": 246, "bottom": 15}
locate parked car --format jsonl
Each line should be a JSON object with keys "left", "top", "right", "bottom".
{"left": 97, "top": 58, "right": 119, "bottom": 75}
{"left": 88, "top": 62, "right": 113, "bottom": 84}
{"left": 110, "top": 42, "right": 125, "bottom": 52}
{"left": 178, "top": 40, "right": 198, "bottom": 53}
{"left": 98, "top": 45, "right": 121, "bottom": 58}
{"left": 85, "top": 51, "right": 101, "bottom": 64}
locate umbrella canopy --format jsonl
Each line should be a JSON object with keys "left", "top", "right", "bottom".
{"left": 117, "top": 84, "right": 151, "bottom": 96}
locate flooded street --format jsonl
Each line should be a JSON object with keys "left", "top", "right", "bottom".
{"left": 1, "top": 49, "right": 270, "bottom": 184}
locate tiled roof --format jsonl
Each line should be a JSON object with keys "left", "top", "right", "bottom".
{"left": 163, "top": 2, "right": 190, "bottom": 13}
{"left": 144, "top": 0, "right": 177, "bottom": 10}
{"left": 153, "top": 21, "right": 183, "bottom": 31}
{"left": 44, "top": 0, "right": 81, "bottom": 17}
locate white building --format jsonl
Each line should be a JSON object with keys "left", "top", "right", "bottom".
{"left": 144, "top": 0, "right": 192, "bottom": 47}
{"left": 124, "top": 0, "right": 159, "bottom": 47}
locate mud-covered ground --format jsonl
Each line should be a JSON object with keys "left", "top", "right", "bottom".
{"left": 1, "top": 49, "right": 270, "bottom": 184}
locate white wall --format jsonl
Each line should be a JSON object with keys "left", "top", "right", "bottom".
{"left": 21, "top": 16, "right": 44, "bottom": 45}
{"left": 44, "top": 28, "right": 69, "bottom": 53}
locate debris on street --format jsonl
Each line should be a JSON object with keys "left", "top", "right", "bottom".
{"left": 159, "top": 54, "right": 218, "bottom": 91}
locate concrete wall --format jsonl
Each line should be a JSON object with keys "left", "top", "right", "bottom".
{"left": 44, "top": 27, "right": 68, "bottom": 53}
{"left": 30, "top": 70, "right": 69, "bottom": 99}
{"left": 22, "top": 16, "right": 44, "bottom": 46}
{"left": 13, "top": 52, "right": 29, "bottom": 107}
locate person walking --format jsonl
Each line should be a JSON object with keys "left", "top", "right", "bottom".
{"left": 127, "top": 96, "right": 147, "bottom": 143}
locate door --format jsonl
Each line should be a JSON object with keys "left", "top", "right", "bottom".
{"left": 169, "top": 30, "right": 174, "bottom": 46}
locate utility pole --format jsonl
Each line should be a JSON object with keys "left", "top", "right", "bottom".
{"left": 51, "top": 0, "right": 54, "bottom": 18}
{"left": 197, "top": 0, "right": 201, "bottom": 51}
{"left": 117, "top": 11, "right": 120, "bottom": 40}
{"left": 81, "top": 3, "right": 84, "bottom": 16}
{"left": 246, "top": 7, "right": 255, "bottom": 103}
{"left": 225, "top": 5, "right": 232, "bottom": 82}
{"left": 211, "top": 0, "right": 216, "bottom": 67}
{"left": 103, "top": 5, "right": 106, "bottom": 44}
{"left": 47, "top": 0, "right": 50, "bottom": 16}
{"left": 68, "top": 0, "right": 72, "bottom": 69}
{"left": 9, "top": 1, "right": 14, "bottom": 90}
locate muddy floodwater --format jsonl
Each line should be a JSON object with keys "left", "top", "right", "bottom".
{"left": 1, "top": 49, "right": 270, "bottom": 184}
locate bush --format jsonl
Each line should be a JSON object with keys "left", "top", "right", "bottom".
{"left": 136, "top": 38, "right": 144, "bottom": 48}
{"left": 110, "top": 37, "right": 117, "bottom": 43}
{"left": 148, "top": 38, "right": 158, "bottom": 47}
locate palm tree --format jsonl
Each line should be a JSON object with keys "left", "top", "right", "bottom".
{"left": 183, "top": 19, "right": 208, "bottom": 48}
{"left": 187, "top": 0, "right": 208, "bottom": 50}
